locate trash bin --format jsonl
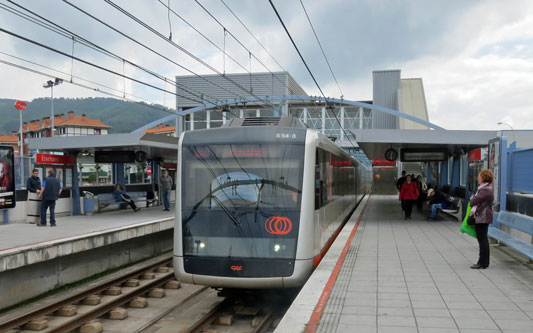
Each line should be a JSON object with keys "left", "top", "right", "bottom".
{"left": 83, "top": 191, "right": 96, "bottom": 216}
{"left": 26, "top": 192, "right": 41, "bottom": 223}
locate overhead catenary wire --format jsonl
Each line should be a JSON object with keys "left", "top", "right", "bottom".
{"left": 0, "top": 55, "right": 218, "bottom": 123}
{"left": 267, "top": 0, "right": 358, "bottom": 148}
{"left": 299, "top": 0, "right": 344, "bottom": 99}
{"left": 4, "top": 1, "right": 239, "bottom": 120}
{"left": 191, "top": 0, "right": 308, "bottom": 104}
{"left": 3, "top": 1, "right": 224, "bottom": 110}
{"left": 0, "top": 28, "right": 228, "bottom": 122}
{"left": 0, "top": 59, "right": 178, "bottom": 116}
{"left": 219, "top": 0, "right": 286, "bottom": 72}
{"left": 102, "top": 0, "right": 276, "bottom": 109}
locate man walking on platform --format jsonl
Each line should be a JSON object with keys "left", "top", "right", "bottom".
{"left": 160, "top": 169, "right": 173, "bottom": 211}
{"left": 39, "top": 170, "right": 62, "bottom": 227}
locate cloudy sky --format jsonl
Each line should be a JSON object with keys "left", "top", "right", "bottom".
{"left": 1, "top": 0, "right": 532, "bottom": 130}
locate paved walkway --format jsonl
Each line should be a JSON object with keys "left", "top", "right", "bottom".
{"left": 317, "top": 195, "right": 533, "bottom": 333}
{"left": 0, "top": 206, "right": 173, "bottom": 252}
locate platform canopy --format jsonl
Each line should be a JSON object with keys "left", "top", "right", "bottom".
{"left": 28, "top": 133, "right": 179, "bottom": 160}
{"left": 351, "top": 129, "right": 497, "bottom": 161}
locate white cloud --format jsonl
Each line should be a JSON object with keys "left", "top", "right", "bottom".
{"left": 0, "top": 0, "right": 532, "bottom": 131}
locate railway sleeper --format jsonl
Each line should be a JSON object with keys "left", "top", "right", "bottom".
{"left": 82, "top": 295, "right": 101, "bottom": 306}
{"left": 22, "top": 319, "right": 48, "bottom": 331}
{"left": 80, "top": 320, "right": 103, "bottom": 333}
{"left": 107, "top": 307, "right": 128, "bottom": 320}
{"left": 124, "top": 279, "right": 140, "bottom": 287}
{"left": 148, "top": 288, "right": 166, "bottom": 298}
{"left": 129, "top": 297, "right": 148, "bottom": 308}
{"left": 216, "top": 314, "right": 234, "bottom": 326}
{"left": 103, "top": 286, "right": 122, "bottom": 295}
{"left": 155, "top": 266, "right": 170, "bottom": 273}
{"left": 54, "top": 305, "right": 78, "bottom": 317}
{"left": 141, "top": 272, "right": 156, "bottom": 280}
{"left": 164, "top": 280, "right": 181, "bottom": 289}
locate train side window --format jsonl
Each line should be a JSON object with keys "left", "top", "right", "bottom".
{"left": 315, "top": 150, "right": 321, "bottom": 210}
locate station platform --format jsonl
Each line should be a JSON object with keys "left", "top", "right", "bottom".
{"left": 0, "top": 206, "right": 174, "bottom": 309}
{"left": 277, "top": 195, "right": 533, "bottom": 333}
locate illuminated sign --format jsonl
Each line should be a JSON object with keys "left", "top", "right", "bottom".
{"left": 265, "top": 216, "right": 293, "bottom": 235}
{"left": 36, "top": 154, "right": 76, "bottom": 165}
{"left": 400, "top": 148, "right": 447, "bottom": 162}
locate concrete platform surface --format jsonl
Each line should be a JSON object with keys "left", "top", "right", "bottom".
{"left": 277, "top": 195, "right": 533, "bottom": 333}
{"left": 0, "top": 207, "right": 174, "bottom": 272}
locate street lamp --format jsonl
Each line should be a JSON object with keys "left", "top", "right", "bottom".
{"left": 43, "top": 78, "right": 63, "bottom": 137}
{"left": 497, "top": 121, "right": 516, "bottom": 144}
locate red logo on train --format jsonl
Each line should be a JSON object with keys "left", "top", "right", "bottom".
{"left": 265, "top": 216, "right": 293, "bottom": 235}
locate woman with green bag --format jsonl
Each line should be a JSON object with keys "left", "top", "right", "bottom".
{"left": 468, "top": 170, "right": 494, "bottom": 269}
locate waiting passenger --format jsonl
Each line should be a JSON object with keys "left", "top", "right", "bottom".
{"left": 416, "top": 175, "right": 428, "bottom": 210}
{"left": 113, "top": 184, "right": 140, "bottom": 212}
{"left": 426, "top": 188, "right": 450, "bottom": 221}
{"left": 469, "top": 169, "right": 494, "bottom": 269}
{"left": 399, "top": 175, "right": 419, "bottom": 220}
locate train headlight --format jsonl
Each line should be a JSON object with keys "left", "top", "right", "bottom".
{"left": 273, "top": 244, "right": 281, "bottom": 252}
{"left": 199, "top": 242, "right": 206, "bottom": 249}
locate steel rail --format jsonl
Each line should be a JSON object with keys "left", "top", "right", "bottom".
{"left": 0, "top": 254, "right": 172, "bottom": 332}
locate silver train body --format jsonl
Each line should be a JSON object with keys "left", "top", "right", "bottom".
{"left": 174, "top": 117, "right": 371, "bottom": 289}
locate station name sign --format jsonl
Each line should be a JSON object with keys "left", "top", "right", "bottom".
{"left": 36, "top": 154, "right": 76, "bottom": 165}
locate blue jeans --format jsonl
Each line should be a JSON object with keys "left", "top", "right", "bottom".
{"left": 162, "top": 189, "right": 171, "bottom": 210}
{"left": 429, "top": 203, "right": 444, "bottom": 219}
{"left": 41, "top": 199, "right": 56, "bottom": 225}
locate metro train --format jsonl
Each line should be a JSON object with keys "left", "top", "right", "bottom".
{"left": 174, "top": 116, "right": 372, "bottom": 289}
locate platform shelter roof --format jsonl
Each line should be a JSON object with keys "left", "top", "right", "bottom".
{"left": 28, "top": 133, "right": 179, "bottom": 160}
{"left": 351, "top": 128, "right": 497, "bottom": 160}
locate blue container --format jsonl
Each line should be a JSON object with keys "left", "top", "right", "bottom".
{"left": 84, "top": 197, "right": 95, "bottom": 215}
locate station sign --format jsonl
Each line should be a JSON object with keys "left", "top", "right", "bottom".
{"left": 14, "top": 101, "right": 27, "bottom": 110}
{"left": 36, "top": 154, "right": 76, "bottom": 165}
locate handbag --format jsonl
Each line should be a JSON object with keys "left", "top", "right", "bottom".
{"left": 467, "top": 214, "right": 476, "bottom": 225}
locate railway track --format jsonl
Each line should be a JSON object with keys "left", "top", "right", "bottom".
{"left": 0, "top": 253, "right": 294, "bottom": 333}
{"left": 175, "top": 293, "right": 291, "bottom": 333}
{"left": 0, "top": 254, "right": 180, "bottom": 333}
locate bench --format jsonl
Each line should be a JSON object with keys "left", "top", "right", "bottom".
{"left": 96, "top": 192, "right": 158, "bottom": 213}
{"left": 438, "top": 198, "right": 463, "bottom": 222}
{"left": 488, "top": 211, "right": 533, "bottom": 260}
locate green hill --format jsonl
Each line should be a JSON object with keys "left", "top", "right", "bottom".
{"left": 0, "top": 97, "right": 174, "bottom": 134}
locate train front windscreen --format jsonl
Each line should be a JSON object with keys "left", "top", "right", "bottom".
{"left": 181, "top": 144, "right": 304, "bottom": 277}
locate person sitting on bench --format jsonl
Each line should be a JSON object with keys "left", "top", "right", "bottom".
{"left": 113, "top": 184, "right": 140, "bottom": 212}
{"left": 426, "top": 188, "right": 449, "bottom": 221}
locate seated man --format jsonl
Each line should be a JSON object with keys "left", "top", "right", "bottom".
{"left": 426, "top": 188, "right": 450, "bottom": 221}
{"left": 113, "top": 184, "right": 140, "bottom": 212}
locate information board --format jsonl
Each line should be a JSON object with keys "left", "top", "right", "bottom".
{"left": 0, "top": 146, "right": 16, "bottom": 209}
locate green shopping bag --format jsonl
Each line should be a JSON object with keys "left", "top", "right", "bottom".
{"left": 460, "top": 202, "right": 476, "bottom": 238}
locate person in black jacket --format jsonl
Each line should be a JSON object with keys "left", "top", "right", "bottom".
{"left": 27, "top": 169, "right": 41, "bottom": 194}
{"left": 396, "top": 170, "right": 407, "bottom": 191}
{"left": 38, "top": 170, "right": 62, "bottom": 227}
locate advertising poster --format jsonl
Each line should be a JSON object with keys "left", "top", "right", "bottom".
{"left": 488, "top": 138, "right": 501, "bottom": 205}
{"left": 0, "top": 146, "right": 16, "bottom": 208}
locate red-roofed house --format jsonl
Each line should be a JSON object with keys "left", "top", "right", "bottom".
{"left": 19, "top": 111, "right": 111, "bottom": 155}
{"left": 144, "top": 123, "right": 176, "bottom": 136}
{"left": 0, "top": 132, "right": 20, "bottom": 155}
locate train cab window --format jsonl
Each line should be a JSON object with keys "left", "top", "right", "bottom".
{"left": 181, "top": 143, "right": 305, "bottom": 259}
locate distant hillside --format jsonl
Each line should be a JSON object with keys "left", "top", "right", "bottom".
{"left": 0, "top": 97, "right": 173, "bottom": 134}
